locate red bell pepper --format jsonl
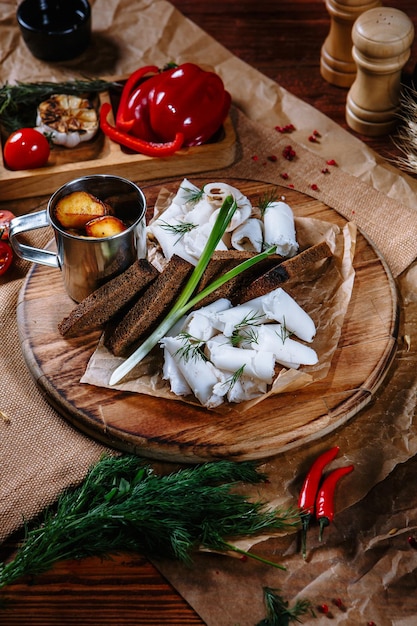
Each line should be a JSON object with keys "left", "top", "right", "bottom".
{"left": 100, "top": 103, "right": 185, "bottom": 157}
{"left": 101, "top": 62, "right": 231, "bottom": 156}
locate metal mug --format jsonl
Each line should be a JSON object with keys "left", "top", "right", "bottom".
{"left": 9, "top": 175, "right": 147, "bottom": 302}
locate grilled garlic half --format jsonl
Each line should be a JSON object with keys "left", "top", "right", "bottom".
{"left": 36, "top": 94, "right": 99, "bottom": 148}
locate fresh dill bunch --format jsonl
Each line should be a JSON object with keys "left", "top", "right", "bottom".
{"left": 0, "top": 78, "right": 115, "bottom": 133}
{"left": 257, "top": 191, "right": 279, "bottom": 217}
{"left": 256, "top": 587, "right": 315, "bottom": 626}
{"left": 0, "top": 455, "right": 300, "bottom": 589}
{"left": 158, "top": 220, "right": 197, "bottom": 244}
{"left": 175, "top": 332, "right": 207, "bottom": 362}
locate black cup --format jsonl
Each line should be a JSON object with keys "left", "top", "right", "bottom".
{"left": 17, "top": 0, "right": 91, "bottom": 62}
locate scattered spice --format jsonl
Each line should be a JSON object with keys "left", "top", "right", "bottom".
{"left": 267, "top": 155, "right": 277, "bottom": 162}
{"left": 321, "top": 167, "right": 330, "bottom": 174}
{"left": 308, "top": 134, "right": 319, "bottom": 143}
{"left": 283, "top": 145, "right": 296, "bottom": 160}
{"left": 275, "top": 123, "right": 296, "bottom": 133}
{"left": 310, "top": 183, "right": 319, "bottom": 191}
{"left": 326, "top": 159, "right": 337, "bottom": 166}
{"left": 408, "top": 535, "right": 417, "bottom": 549}
{"left": 252, "top": 155, "right": 259, "bottom": 161}
{"left": 333, "top": 597, "right": 346, "bottom": 611}
{"left": 313, "top": 129, "right": 321, "bottom": 137}
{"left": 280, "top": 172, "right": 289, "bottom": 180}
{"left": 318, "top": 603, "right": 329, "bottom": 614}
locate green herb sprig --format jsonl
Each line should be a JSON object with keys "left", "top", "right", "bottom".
{"left": 257, "top": 587, "right": 315, "bottom": 626}
{"left": 0, "top": 456, "right": 299, "bottom": 589}
{"left": 0, "top": 78, "right": 115, "bottom": 133}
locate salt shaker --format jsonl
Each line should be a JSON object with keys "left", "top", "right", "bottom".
{"left": 321, "top": 0, "right": 382, "bottom": 87}
{"left": 346, "top": 7, "right": 414, "bottom": 136}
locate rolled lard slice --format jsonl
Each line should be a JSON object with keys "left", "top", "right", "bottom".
{"left": 208, "top": 299, "right": 268, "bottom": 337}
{"left": 161, "top": 336, "right": 226, "bottom": 408}
{"left": 205, "top": 335, "right": 275, "bottom": 384}
{"left": 263, "top": 201, "right": 298, "bottom": 257}
{"left": 146, "top": 219, "right": 198, "bottom": 264}
{"left": 214, "top": 376, "right": 267, "bottom": 403}
{"left": 182, "top": 220, "right": 228, "bottom": 261}
{"left": 204, "top": 182, "right": 253, "bottom": 231}
{"left": 231, "top": 218, "right": 263, "bottom": 252}
{"left": 162, "top": 350, "right": 192, "bottom": 396}
{"left": 249, "top": 324, "right": 318, "bottom": 366}
{"left": 173, "top": 178, "right": 201, "bottom": 206}
{"left": 183, "top": 299, "right": 232, "bottom": 341}
{"left": 260, "top": 288, "right": 316, "bottom": 343}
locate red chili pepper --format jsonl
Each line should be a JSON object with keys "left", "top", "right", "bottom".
{"left": 297, "top": 446, "right": 340, "bottom": 558}
{"left": 316, "top": 464, "right": 354, "bottom": 541}
{"left": 110, "top": 62, "right": 231, "bottom": 150}
{"left": 100, "top": 103, "right": 185, "bottom": 157}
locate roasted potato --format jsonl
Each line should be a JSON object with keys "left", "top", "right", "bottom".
{"left": 54, "top": 191, "right": 111, "bottom": 230}
{"left": 85, "top": 215, "right": 127, "bottom": 238}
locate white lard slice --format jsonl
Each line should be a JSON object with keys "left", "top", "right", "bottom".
{"left": 162, "top": 350, "right": 192, "bottom": 396}
{"left": 263, "top": 201, "right": 299, "bottom": 257}
{"left": 208, "top": 299, "right": 269, "bottom": 337}
{"left": 230, "top": 218, "right": 263, "bottom": 252}
{"left": 249, "top": 324, "right": 318, "bottom": 366}
{"left": 205, "top": 335, "right": 275, "bottom": 384}
{"left": 161, "top": 336, "right": 226, "bottom": 408}
{"left": 183, "top": 299, "right": 232, "bottom": 342}
{"left": 259, "top": 288, "right": 316, "bottom": 343}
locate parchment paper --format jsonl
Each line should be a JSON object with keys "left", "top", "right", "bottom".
{"left": 1, "top": 1, "right": 417, "bottom": 624}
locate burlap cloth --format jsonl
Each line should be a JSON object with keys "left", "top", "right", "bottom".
{"left": 2, "top": 1, "right": 417, "bottom": 624}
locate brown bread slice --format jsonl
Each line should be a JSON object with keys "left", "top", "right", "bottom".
{"left": 233, "top": 240, "right": 332, "bottom": 304}
{"left": 105, "top": 255, "right": 194, "bottom": 357}
{"left": 195, "top": 250, "right": 283, "bottom": 308}
{"left": 58, "top": 259, "right": 159, "bottom": 337}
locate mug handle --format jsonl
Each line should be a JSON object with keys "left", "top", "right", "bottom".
{"left": 9, "top": 210, "right": 60, "bottom": 268}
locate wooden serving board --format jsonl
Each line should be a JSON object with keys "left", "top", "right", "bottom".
{"left": 0, "top": 89, "right": 236, "bottom": 201}
{"left": 16, "top": 179, "right": 399, "bottom": 463}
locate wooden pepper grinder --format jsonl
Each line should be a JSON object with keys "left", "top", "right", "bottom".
{"left": 321, "top": 0, "right": 382, "bottom": 87}
{"left": 346, "top": 7, "right": 414, "bottom": 136}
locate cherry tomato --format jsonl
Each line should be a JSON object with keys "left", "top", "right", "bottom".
{"left": 0, "top": 240, "right": 13, "bottom": 275}
{"left": 0, "top": 210, "right": 16, "bottom": 240}
{"left": 3, "top": 128, "right": 50, "bottom": 171}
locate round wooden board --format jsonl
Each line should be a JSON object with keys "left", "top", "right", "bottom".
{"left": 17, "top": 179, "right": 399, "bottom": 463}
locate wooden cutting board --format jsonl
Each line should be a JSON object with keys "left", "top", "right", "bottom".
{"left": 16, "top": 179, "right": 398, "bottom": 463}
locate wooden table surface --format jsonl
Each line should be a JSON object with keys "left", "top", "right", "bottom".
{"left": 2, "top": 1, "right": 417, "bottom": 624}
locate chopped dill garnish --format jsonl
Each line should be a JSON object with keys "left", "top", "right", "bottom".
{"left": 231, "top": 325, "right": 260, "bottom": 348}
{"left": 276, "top": 317, "right": 291, "bottom": 343}
{"left": 180, "top": 185, "right": 204, "bottom": 204}
{"left": 223, "top": 365, "right": 245, "bottom": 392}
{"left": 158, "top": 220, "right": 197, "bottom": 244}
{"left": 257, "top": 190, "right": 279, "bottom": 216}
{"left": 175, "top": 332, "right": 207, "bottom": 362}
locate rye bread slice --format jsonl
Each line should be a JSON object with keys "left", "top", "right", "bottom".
{"left": 105, "top": 254, "right": 194, "bottom": 357}
{"left": 58, "top": 259, "right": 159, "bottom": 337}
{"left": 234, "top": 240, "right": 332, "bottom": 304}
{"left": 195, "top": 250, "right": 284, "bottom": 308}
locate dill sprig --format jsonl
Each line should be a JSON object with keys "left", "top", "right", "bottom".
{"left": 0, "top": 456, "right": 300, "bottom": 589}
{"left": 231, "top": 325, "right": 260, "bottom": 348}
{"left": 223, "top": 365, "right": 246, "bottom": 392}
{"left": 0, "top": 78, "right": 115, "bottom": 133}
{"left": 180, "top": 185, "right": 205, "bottom": 204}
{"left": 257, "top": 191, "right": 279, "bottom": 216}
{"left": 175, "top": 332, "right": 207, "bottom": 362}
{"left": 159, "top": 220, "right": 197, "bottom": 244}
{"left": 256, "top": 587, "right": 315, "bottom": 626}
